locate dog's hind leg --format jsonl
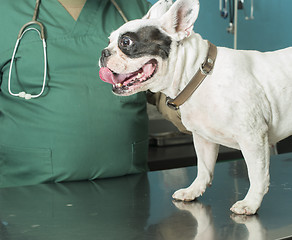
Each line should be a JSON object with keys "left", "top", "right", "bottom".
{"left": 230, "top": 132, "right": 270, "bottom": 215}
{"left": 172, "top": 133, "right": 219, "bottom": 201}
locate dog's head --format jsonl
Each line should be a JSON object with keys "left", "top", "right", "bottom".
{"left": 99, "top": 0, "right": 200, "bottom": 96}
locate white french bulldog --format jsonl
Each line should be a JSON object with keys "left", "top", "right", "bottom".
{"left": 99, "top": 0, "right": 292, "bottom": 215}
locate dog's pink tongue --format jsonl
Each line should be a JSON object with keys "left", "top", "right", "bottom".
{"left": 99, "top": 67, "right": 115, "bottom": 85}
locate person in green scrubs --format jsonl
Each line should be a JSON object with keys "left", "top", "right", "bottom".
{"left": 0, "top": 0, "right": 151, "bottom": 187}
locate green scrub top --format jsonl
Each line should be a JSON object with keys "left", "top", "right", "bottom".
{"left": 0, "top": 0, "right": 151, "bottom": 188}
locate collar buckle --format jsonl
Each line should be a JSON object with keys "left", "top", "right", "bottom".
{"left": 166, "top": 97, "right": 180, "bottom": 110}
{"left": 200, "top": 57, "right": 214, "bottom": 75}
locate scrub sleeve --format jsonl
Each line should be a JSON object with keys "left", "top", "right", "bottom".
{"left": 0, "top": 0, "right": 151, "bottom": 187}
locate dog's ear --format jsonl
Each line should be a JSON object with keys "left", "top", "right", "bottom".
{"left": 160, "top": 0, "right": 199, "bottom": 41}
{"left": 143, "top": 0, "right": 173, "bottom": 19}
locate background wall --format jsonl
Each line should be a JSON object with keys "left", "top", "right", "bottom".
{"left": 147, "top": 0, "right": 292, "bottom": 51}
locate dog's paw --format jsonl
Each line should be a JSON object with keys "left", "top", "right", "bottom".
{"left": 230, "top": 200, "right": 258, "bottom": 215}
{"left": 172, "top": 187, "right": 204, "bottom": 202}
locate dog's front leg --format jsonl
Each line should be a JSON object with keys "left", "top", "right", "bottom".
{"left": 230, "top": 133, "right": 270, "bottom": 215}
{"left": 173, "top": 133, "right": 219, "bottom": 201}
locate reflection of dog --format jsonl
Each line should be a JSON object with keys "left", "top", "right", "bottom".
{"left": 173, "top": 201, "right": 266, "bottom": 240}
{"left": 173, "top": 202, "right": 214, "bottom": 240}
{"left": 99, "top": 0, "right": 292, "bottom": 215}
{"left": 231, "top": 214, "right": 267, "bottom": 240}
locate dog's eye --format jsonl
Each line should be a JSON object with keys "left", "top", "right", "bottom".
{"left": 119, "top": 36, "right": 133, "bottom": 48}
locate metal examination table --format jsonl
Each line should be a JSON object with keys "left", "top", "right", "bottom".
{"left": 0, "top": 153, "right": 291, "bottom": 240}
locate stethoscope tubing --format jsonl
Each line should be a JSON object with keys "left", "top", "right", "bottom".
{"left": 8, "top": 0, "right": 47, "bottom": 100}
{"left": 18, "top": 21, "right": 45, "bottom": 40}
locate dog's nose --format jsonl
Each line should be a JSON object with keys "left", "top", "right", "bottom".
{"left": 100, "top": 49, "right": 111, "bottom": 67}
{"left": 102, "top": 49, "right": 111, "bottom": 58}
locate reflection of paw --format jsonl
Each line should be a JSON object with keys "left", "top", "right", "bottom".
{"left": 173, "top": 201, "right": 213, "bottom": 236}
{"left": 230, "top": 200, "right": 258, "bottom": 215}
{"left": 230, "top": 213, "right": 256, "bottom": 224}
{"left": 173, "top": 201, "right": 208, "bottom": 220}
{"left": 173, "top": 200, "right": 203, "bottom": 212}
{"left": 231, "top": 213, "right": 266, "bottom": 239}
{"left": 172, "top": 186, "right": 205, "bottom": 201}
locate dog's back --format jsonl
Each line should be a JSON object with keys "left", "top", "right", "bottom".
{"left": 246, "top": 47, "right": 292, "bottom": 142}
{"left": 209, "top": 46, "right": 292, "bottom": 144}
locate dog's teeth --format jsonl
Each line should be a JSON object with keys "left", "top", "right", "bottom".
{"left": 137, "top": 73, "right": 142, "bottom": 78}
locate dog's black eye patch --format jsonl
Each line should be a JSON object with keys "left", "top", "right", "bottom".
{"left": 118, "top": 26, "right": 172, "bottom": 59}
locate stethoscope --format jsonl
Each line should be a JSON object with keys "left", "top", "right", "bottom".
{"left": 8, "top": 0, "right": 47, "bottom": 100}
{"left": 219, "top": 0, "right": 254, "bottom": 50}
{"left": 238, "top": 0, "right": 254, "bottom": 20}
{"left": 7, "top": 0, "right": 126, "bottom": 100}
{"left": 220, "top": 0, "right": 254, "bottom": 34}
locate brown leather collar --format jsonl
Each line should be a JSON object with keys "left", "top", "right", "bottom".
{"left": 166, "top": 41, "right": 217, "bottom": 110}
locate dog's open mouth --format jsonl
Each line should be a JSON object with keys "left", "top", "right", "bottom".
{"left": 99, "top": 59, "right": 157, "bottom": 93}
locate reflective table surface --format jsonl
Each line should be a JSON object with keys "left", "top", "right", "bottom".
{"left": 0, "top": 153, "right": 291, "bottom": 240}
